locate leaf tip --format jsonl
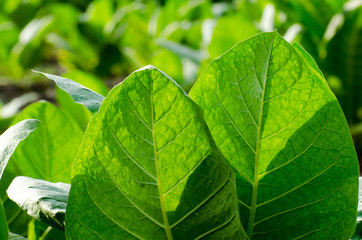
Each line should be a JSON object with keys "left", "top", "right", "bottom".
{"left": 31, "top": 69, "right": 47, "bottom": 78}
{"left": 137, "top": 65, "right": 157, "bottom": 72}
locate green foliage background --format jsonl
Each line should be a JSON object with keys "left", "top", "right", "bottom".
{"left": 0, "top": 0, "right": 362, "bottom": 239}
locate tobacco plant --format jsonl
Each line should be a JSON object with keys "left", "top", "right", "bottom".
{"left": 0, "top": 31, "right": 359, "bottom": 240}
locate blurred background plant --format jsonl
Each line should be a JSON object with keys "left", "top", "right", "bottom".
{"left": 1, "top": 0, "right": 362, "bottom": 238}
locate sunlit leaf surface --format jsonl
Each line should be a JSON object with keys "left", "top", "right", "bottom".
{"left": 66, "top": 66, "right": 243, "bottom": 239}
{"left": 9, "top": 101, "right": 83, "bottom": 183}
{"left": 190, "top": 31, "right": 359, "bottom": 239}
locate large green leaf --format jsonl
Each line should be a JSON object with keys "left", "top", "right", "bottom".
{"left": 7, "top": 176, "right": 70, "bottom": 231}
{"left": 8, "top": 101, "right": 83, "bottom": 183}
{"left": 189, "top": 31, "right": 359, "bottom": 239}
{"left": 291, "top": 42, "right": 323, "bottom": 78}
{"left": 1, "top": 200, "right": 7, "bottom": 240}
{"left": 0, "top": 120, "right": 39, "bottom": 179}
{"left": 66, "top": 66, "right": 243, "bottom": 239}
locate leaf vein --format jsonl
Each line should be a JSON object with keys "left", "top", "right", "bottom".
{"left": 170, "top": 174, "right": 231, "bottom": 228}
{"left": 105, "top": 113, "right": 157, "bottom": 181}
{"left": 83, "top": 176, "right": 144, "bottom": 239}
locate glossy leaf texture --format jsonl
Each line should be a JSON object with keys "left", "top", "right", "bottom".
{"left": 66, "top": 66, "right": 243, "bottom": 239}
{"left": 7, "top": 176, "right": 70, "bottom": 231}
{"left": 33, "top": 71, "right": 105, "bottom": 114}
{"left": 189, "top": 31, "right": 359, "bottom": 239}
{"left": 325, "top": 5, "right": 362, "bottom": 123}
{"left": 8, "top": 101, "right": 83, "bottom": 183}
{"left": 0, "top": 200, "right": 7, "bottom": 240}
{"left": 0, "top": 119, "right": 39, "bottom": 179}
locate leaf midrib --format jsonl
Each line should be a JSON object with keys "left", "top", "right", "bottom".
{"left": 150, "top": 72, "right": 173, "bottom": 240}
{"left": 246, "top": 36, "right": 274, "bottom": 239}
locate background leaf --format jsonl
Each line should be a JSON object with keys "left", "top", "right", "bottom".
{"left": 66, "top": 66, "right": 243, "bottom": 239}
{"left": 208, "top": 12, "right": 260, "bottom": 59}
{"left": 7, "top": 176, "right": 70, "bottom": 231}
{"left": 33, "top": 71, "right": 105, "bottom": 114}
{"left": 55, "top": 70, "right": 109, "bottom": 130}
{"left": 7, "top": 101, "right": 83, "bottom": 183}
{"left": 8, "top": 233, "right": 27, "bottom": 240}
{"left": 26, "top": 219, "right": 65, "bottom": 240}
{"left": 190, "top": 31, "right": 359, "bottom": 239}
{"left": 1, "top": 200, "right": 8, "bottom": 240}
{"left": 1, "top": 101, "right": 82, "bottom": 236}
{"left": 0, "top": 119, "right": 39, "bottom": 240}
{"left": 0, "top": 119, "right": 39, "bottom": 179}
{"left": 324, "top": 5, "right": 362, "bottom": 124}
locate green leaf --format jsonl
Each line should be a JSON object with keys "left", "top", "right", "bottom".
{"left": 9, "top": 101, "right": 83, "bottom": 183}
{"left": 8, "top": 233, "right": 27, "bottom": 240}
{"left": 0, "top": 171, "right": 32, "bottom": 237}
{"left": 189, "top": 31, "right": 359, "bottom": 239}
{"left": 10, "top": 15, "right": 53, "bottom": 72}
{"left": 7, "top": 176, "right": 70, "bottom": 231}
{"left": 66, "top": 65, "right": 243, "bottom": 239}
{"left": 0, "top": 119, "right": 38, "bottom": 240}
{"left": 55, "top": 87, "right": 91, "bottom": 131}
{"left": 156, "top": 39, "right": 205, "bottom": 64}
{"left": 1, "top": 103, "right": 81, "bottom": 236}
{"left": 1, "top": 200, "right": 8, "bottom": 240}
{"left": 62, "top": 70, "right": 109, "bottom": 97}
{"left": 0, "top": 119, "right": 39, "bottom": 179}
{"left": 27, "top": 218, "right": 65, "bottom": 240}
{"left": 292, "top": 42, "right": 323, "bottom": 78}
{"left": 32, "top": 71, "right": 105, "bottom": 114}
{"left": 54, "top": 70, "right": 109, "bottom": 130}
